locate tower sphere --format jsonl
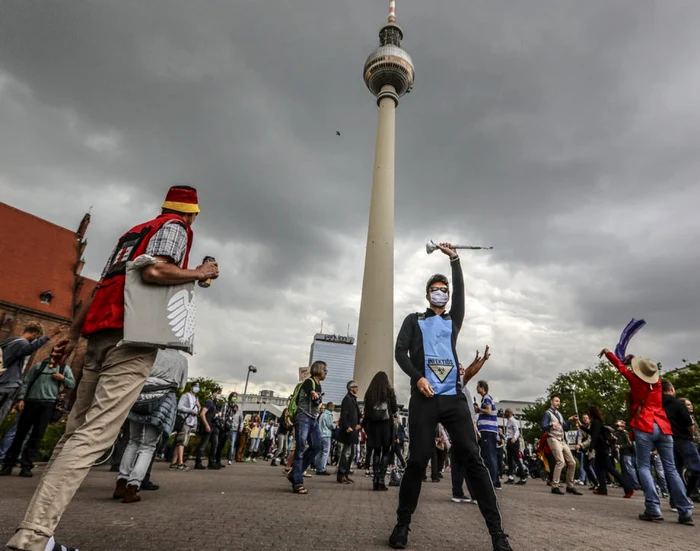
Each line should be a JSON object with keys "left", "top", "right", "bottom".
{"left": 363, "top": 23, "right": 415, "bottom": 100}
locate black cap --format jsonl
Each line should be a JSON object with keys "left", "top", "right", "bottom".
{"left": 426, "top": 274, "right": 449, "bottom": 293}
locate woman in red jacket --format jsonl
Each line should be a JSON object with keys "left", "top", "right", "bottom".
{"left": 599, "top": 348, "right": 692, "bottom": 525}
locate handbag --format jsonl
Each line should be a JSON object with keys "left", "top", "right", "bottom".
{"left": 371, "top": 401, "right": 390, "bottom": 422}
{"left": 121, "top": 255, "right": 197, "bottom": 354}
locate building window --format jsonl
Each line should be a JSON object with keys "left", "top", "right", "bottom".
{"left": 39, "top": 291, "right": 54, "bottom": 305}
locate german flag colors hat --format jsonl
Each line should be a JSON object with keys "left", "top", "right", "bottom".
{"left": 162, "top": 185, "right": 200, "bottom": 213}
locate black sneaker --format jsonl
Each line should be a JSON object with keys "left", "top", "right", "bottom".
{"left": 515, "top": 479, "right": 527, "bottom": 485}
{"left": 551, "top": 487, "right": 565, "bottom": 495}
{"left": 678, "top": 515, "right": 694, "bottom": 526}
{"left": 140, "top": 481, "right": 159, "bottom": 491}
{"left": 388, "top": 524, "right": 410, "bottom": 549}
{"left": 194, "top": 463, "right": 206, "bottom": 470}
{"left": 0, "top": 465, "right": 13, "bottom": 476}
{"left": 18, "top": 468, "right": 33, "bottom": 478}
{"left": 566, "top": 487, "right": 582, "bottom": 496}
{"left": 492, "top": 533, "right": 513, "bottom": 551}
{"left": 207, "top": 463, "right": 221, "bottom": 470}
{"left": 638, "top": 512, "right": 664, "bottom": 522}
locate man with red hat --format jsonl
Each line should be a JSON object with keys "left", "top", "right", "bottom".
{"left": 7, "top": 185, "right": 218, "bottom": 551}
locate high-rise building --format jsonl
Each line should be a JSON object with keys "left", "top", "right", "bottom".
{"left": 309, "top": 333, "right": 356, "bottom": 405}
{"left": 354, "top": 0, "right": 415, "bottom": 395}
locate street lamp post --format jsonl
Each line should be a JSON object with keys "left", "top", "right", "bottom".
{"left": 244, "top": 365, "right": 257, "bottom": 396}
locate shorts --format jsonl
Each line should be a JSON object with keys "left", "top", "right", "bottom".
{"left": 176, "top": 425, "right": 192, "bottom": 446}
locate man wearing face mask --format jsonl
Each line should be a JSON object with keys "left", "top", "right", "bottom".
{"left": 171, "top": 382, "right": 200, "bottom": 471}
{"left": 388, "top": 243, "right": 510, "bottom": 551}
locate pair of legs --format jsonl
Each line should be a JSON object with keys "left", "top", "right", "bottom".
{"left": 397, "top": 393, "right": 504, "bottom": 537}
{"left": 271, "top": 432, "right": 288, "bottom": 463}
{"left": 393, "top": 442, "right": 406, "bottom": 469}
{"left": 594, "top": 450, "right": 632, "bottom": 494}
{"left": 235, "top": 432, "right": 248, "bottom": 462}
{"left": 450, "top": 447, "right": 475, "bottom": 500}
{"left": 117, "top": 420, "right": 160, "bottom": 489}
{"left": 547, "top": 437, "right": 576, "bottom": 489}
{"left": 582, "top": 452, "right": 598, "bottom": 486}
{"left": 337, "top": 441, "right": 355, "bottom": 481}
{"left": 172, "top": 426, "right": 192, "bottom": 466}
{"left": 674, "top": 439, "right": 700, "bottom": 498}
{"left": 479, "top": 431, "right": 500, "bottom": 487}
{"left": 6, "top": 329, "right": 156, "bottom": 551}
{"left": 619, "top": 453, "right": 640, "bottom": 489}
{"left": 195, "top": 427, "right": 219, "bottom": 466}
{"left": 315, "top": 436, "right": 331, "bottom": 473}
{"left": 215, "top": 429, "right": 237, "bottom": 464}
{"left": 290, "top": 415, "right": 321, "bottom": 487}
{"left": 430, "top": 447, "right": 447, "bottom": 480}
{"left": 2, "top": 402, "right": 54, "bottom": 472}
{"left": 371, "top": 445, "right": 392, "bottom": 488}
{"left": 634, "top": 423, "right": 692, "bottom": 519}
{"left": 506, "top": 441, "right": 526, "bottom": 481}
{"left": 0, "top": 388, "right": 19, "bottom": 426}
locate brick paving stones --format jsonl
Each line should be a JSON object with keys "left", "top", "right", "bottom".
{"left": 0, "top": 463, "right": 696, "bottom": 550}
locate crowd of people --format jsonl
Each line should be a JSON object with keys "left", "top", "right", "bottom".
{"left": 1, "top": 186, "right": 699, "bottom": 551}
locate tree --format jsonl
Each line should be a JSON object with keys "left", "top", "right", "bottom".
{"left": 188, "top": 377, "right": 222, "bottom": 405}
{"left": 522, "top": 360, "right": 631, "bottom": 445}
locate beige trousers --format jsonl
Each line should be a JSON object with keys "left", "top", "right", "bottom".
{"left": 7, "top": 330, "right": 156, "bottom": 551}
{"left": 548, "top": 436, "right": 576, "bottom": 488}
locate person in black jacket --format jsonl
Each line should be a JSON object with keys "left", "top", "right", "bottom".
{"left": 583, "top": 406, "right": 634, "bottom": 497}
{"left": 362, "top": 371, "right": 398, "bottom": 491}
{"left": 388, "top": 243, "right": 510, "bottom": 551}
{"left": 337, "top": 380, "right": 361, "bottom": 484}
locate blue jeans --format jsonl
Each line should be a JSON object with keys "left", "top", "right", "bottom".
{"left": 316, "top": 436, "right": 331, "bottom": 472}
{"left": 226, "top": 430, "right": 238, "bottom": 461}
{"left": 634, "top": 424, "right": 692, "bottom": 517}
{"left": 479, "top": 431, "right": 500, "bottom": 486}
{"left": 0, "top": 416, "right": 19, "bottom": 460}
{"left": 620, "top": 454, "right": 640, "bottom": 489}
{"left": 291, "top": 415, "right": 322, "bottom": 486}
{"left": 674, "top": 438, "right": 700, "bottom": 497}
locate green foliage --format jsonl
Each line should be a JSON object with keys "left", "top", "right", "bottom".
{"left": 522, "top": 360, "right": 631, "bottom": 444}
{"left": 664, "top": 361, "right": 700, "bottom": 407}
{"left": 38, "top": 421, "right": 66, "bottom": 461}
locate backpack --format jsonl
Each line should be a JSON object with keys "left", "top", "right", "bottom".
{"left": 288, "top": 378, "right": 316, "bottom": 422}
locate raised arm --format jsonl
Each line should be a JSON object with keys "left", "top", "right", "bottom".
{"left": 599, "top": 348, "right": 633, "bottom": 383}
{"left": 449, "top": 256, "right": 464, "bottom": 332}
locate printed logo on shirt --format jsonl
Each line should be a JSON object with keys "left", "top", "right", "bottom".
{"left": 427, "top": 358, "right": 454, "bottom": 383}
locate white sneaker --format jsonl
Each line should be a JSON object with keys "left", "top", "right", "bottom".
{"left": 576, "top": 480, "right": 585, "bottom": 486}
{"left": 451, "top": 497, "right": 463, "bottom": 503}
{"left": 461, "top": 497, "right": 473, "bottom": 503}
{"left": 228, "top": 460, "right": 232, "bottom": 466}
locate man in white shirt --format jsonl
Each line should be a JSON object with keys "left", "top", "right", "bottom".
{"left": 504, "top": 409, "right": 526, "bottom": 485}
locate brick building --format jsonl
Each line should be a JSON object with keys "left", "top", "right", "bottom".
{"left": 0, "top": 202, "right": 97, "bottom": 377}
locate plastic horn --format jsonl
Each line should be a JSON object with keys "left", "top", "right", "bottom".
{"left": 426, "top": 240, "right": 494, "bottom": 255}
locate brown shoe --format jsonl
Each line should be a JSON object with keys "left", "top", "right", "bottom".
{"left": 113, "top": 478, "right": 127, "bottom": 500}
{"left": 122, "top": 484, "right": 142, "bottom": 503}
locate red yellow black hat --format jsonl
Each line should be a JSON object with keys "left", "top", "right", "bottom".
{"left": 162, "top": 185, "right": 200, "bottom": 214}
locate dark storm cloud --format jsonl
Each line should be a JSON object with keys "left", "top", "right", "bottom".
{"left": 1, "top": 0, "right": 699, "bottom": 398}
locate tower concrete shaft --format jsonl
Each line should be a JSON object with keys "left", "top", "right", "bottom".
{"left": 353, "top": 85, "right": 397, "bottom": 396}
{"left": 354, "top": 1, "right": 414, "bottom": 397}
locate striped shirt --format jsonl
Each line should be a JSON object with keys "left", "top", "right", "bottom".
{"left": 477, "top": 394, "right": 498, "bottom": 433}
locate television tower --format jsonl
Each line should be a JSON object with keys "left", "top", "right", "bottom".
{"left": 354, "top": 0, "right": 415, "bottom": 395}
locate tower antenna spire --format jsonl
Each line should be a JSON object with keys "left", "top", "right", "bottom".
{"left": 388, "top": 0, "right": 396, "bottom": 23}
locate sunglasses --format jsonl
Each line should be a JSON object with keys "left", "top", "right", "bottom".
{"left": 428, "top": 286, "right": 449, "bottom": 293}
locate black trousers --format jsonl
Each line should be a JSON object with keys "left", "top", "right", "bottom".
{"left": 594, "top": 449, "right": 631, "bottom": 494}
{"left": 397, "top": 393, "right": 504, "bottom": 536}
{"left": 506, "top": 441, "right": 526, "bottom": 480}
{"left": 3, "top": 401, "right": 54, "bottom": 469}
{"left": 196, "top": 427, "right": 219, "bottom": 465}
{"left": 393, "top": 442, "right": 406, "bottom": 469}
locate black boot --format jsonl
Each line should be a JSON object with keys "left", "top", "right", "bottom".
{"left": 388, "top": 524, "right": 410, "bottom": 549}
{"left": 492, "top": 533, "right": 513, "bottom": 551}
{"left": 0, "top": 464, "right": 13, "bottom": 476}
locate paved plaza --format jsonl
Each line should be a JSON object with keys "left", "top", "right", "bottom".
{"left": 0, "top": 463, "right": 696, "bottom": 550}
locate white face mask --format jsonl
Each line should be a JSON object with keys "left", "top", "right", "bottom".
{"left": 429, "top": 289, "right": 449, "bottom": 307}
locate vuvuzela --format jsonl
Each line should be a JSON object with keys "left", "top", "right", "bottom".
{"left": 426, "top": 240, "right": 494, "bottom": 255}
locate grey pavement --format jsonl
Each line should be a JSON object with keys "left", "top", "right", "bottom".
{"left": 0, "top": 463, "right": 696, "bottom": 550}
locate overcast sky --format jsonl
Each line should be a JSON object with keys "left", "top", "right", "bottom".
{"left": 2, "top": 1, "right": 698, "bottom": 404}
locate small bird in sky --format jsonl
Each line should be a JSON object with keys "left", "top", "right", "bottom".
{"left": 336, "top": 131, "right": 341, "bottom": 136}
